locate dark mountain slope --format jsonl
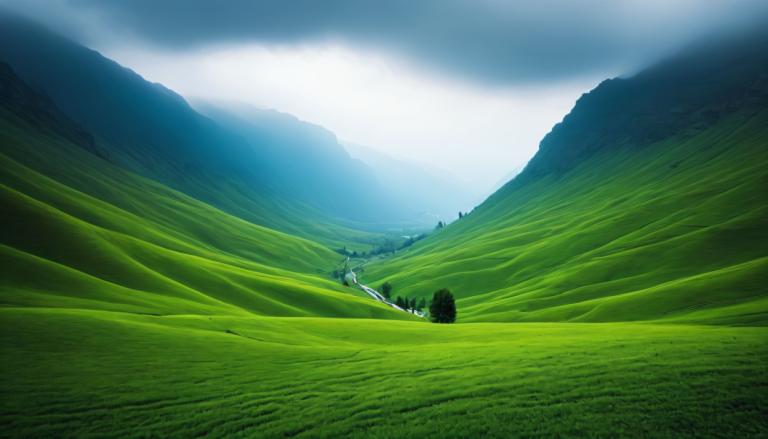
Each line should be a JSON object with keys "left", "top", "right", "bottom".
{"left": 0, "top": 62, "right": 99, "bottom": 155}
{"left": 192, "top": 102, "right": 411, "bottom": 224}
{"left": 0, "top": 61, "right": 406, "bottom": 319}
{"left": 523, "top": 31, "right": 768, "bottom": 179}
{"left": 0, "top": 11, "right": 408, "bottom": 245}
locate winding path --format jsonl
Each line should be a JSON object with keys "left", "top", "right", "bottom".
{"left": 344, "top": 264, "right": 424, "bottom": 317}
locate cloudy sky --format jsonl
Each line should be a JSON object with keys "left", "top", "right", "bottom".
{"left": 4, "top": 0, "right": 767, "bottom": 193}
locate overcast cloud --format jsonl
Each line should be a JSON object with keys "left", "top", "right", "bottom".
{"left": 5, "top": 0, "right": 768, "bottom": 84}
{"left": 2, "top": 0, "right": 766, "bottom": 194}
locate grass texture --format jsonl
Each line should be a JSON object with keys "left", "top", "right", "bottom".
{"left": 2, "top": 308, "right": 766, "bottom": 438}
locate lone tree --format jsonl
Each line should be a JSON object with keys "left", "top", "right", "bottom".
{"left": 381, "top": 281, "right": 393, "bottom": 299}
{"left": 429, "top": 289, "right": 456, "bottom": 323}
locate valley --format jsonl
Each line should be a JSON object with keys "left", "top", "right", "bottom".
{"left": 0, "top": 8, "right": 766, "bottom": 438}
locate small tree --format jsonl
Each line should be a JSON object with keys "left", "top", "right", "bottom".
{"left": 416, "top": 298, "right": 426, "bottom": 311}
{"left": 429, "top": 289, "right": 456, "bottom": 323}
{"left": 395, "top": 296, "right": 406, "bottom": 309}
{"left": 458, "top": 211, "right": 463, "bottom": 219}
{"left": 381, "top": 281, "right": 393, "bottom": 299}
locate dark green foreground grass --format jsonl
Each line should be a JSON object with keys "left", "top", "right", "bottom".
{"left": 2, "top": 308, "right": 766, "bottom": 438}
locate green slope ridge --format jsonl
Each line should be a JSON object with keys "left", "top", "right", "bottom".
{"left": 0, "top": 11, "right": 401, "bottom": 248}
{"left": 0, "top": 65, "right": 407, "bottom": 320}
{"left": 364, "top": 41, "right": 768, "bottom": 324}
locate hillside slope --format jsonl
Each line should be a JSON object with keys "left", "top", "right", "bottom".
{"left": 0, "top": 62, "right": 407, "bottom": 320}
{"left": 192, "top": 102, "right": 427, "bottom": 226}
{"left": 364, "top": 37, "right": 768, "bottom": 324}
{"left": 0, "top": 11, "right": 409, "bottom": 246}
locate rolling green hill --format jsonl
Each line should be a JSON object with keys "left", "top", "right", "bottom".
{"left": 0, "top": 11, "right": 416, "bottom": 248}
{"left": 364, "top": 37, "right": 768, "bottom": 324}
{"left": 0, "top": 62, "right": 406, "bottom": 320}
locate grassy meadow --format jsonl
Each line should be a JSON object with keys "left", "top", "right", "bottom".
{"left": 2, "top": 308, "right": 766, "bottom": 438}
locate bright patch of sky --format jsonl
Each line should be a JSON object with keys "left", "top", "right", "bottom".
{"left": 106, "top": 44, "right": 598, "bottom": 194}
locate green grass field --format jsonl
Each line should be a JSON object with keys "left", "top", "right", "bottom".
{"left": 363, "top": 111, "right": 768, "bottom": 324}
{"left": 2, "top": 308, "right": 766, "bottom": 438}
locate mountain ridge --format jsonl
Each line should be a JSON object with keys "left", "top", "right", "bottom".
{"left": 0, "top": 60, "right": 408, "bottom": 319}
{"left": 364, "top": 33, "right": 768, "bottom": 324}
{"left": 0, "top": 11, "right": 434, "bottom": 246}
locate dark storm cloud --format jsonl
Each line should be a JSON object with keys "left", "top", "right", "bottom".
{"left": 4, "top": 0, "right": 768, "bottom": 84}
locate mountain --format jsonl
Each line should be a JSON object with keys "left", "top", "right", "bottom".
{"left": 0, "top": 11, "right": 408, "bottom": 247}
{"left": 344, "top": 142, "right": 479, "bottom": 222}
{"left": 190, "top": 101, "right": 417, "bottom": 225}
{"left": 523, "top": 31, "right": 768, "bottom": 179}
{"left": 364, "top": 33, "right": 768, "bottom": 324}
{"left": 0, "top": 60, "right": 408, "bottom": 319}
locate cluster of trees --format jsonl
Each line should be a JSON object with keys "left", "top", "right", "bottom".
{"left": 381, "top": 281, "right": 424, "bottom": 312}
{"left": 335, "top": 234, "right": 428, "bottom": 260}
{"left": 398, "top": 233, "right": 427, "bottom": 250}
{"left": 334, "top": 246, "right": 352, "bottom": 257}
{"left": 369, "top": 234, "right": 428, "bottom": 256}
{"left": 435, "top": 211, "right": 474, "bottom": 231}
{"left": 395, "top": 296, "right": 426, "bottom": 313}
{"left": 381, "top": 282, "right": 456, "bottom": 322}
{"left": 367, "top": 239, "right": 397, "bottom": 257}
{"left": 335, "top": 248, "right": 368, "bottom": 258}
